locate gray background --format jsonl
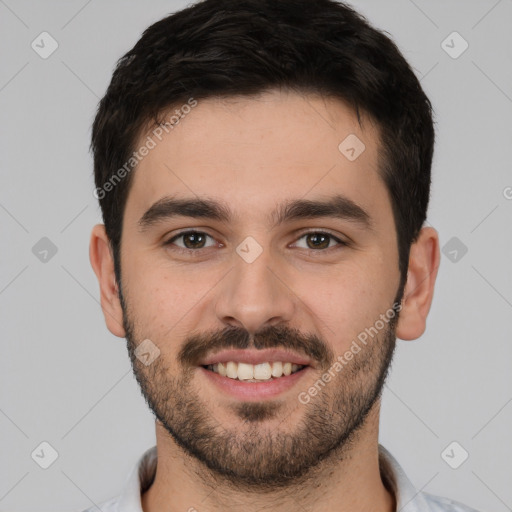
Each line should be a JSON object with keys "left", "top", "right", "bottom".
{"left": 1, "top": 0, "right": 511, "bottom": 510}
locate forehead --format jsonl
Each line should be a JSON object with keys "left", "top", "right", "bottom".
{"left": 124, "top": 90, "right": 389, "bottom": 229}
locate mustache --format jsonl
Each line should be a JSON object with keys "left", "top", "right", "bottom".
{"left": 178, "top": 323, "right": 334, "bottom": 369}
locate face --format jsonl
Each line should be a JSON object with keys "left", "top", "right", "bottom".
{"left": 116, "top": 90, "right": 403, "bottom": 488}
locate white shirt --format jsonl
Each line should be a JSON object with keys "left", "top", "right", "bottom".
{"left": 81, "top": 444, "right": 480, "bottom": 512}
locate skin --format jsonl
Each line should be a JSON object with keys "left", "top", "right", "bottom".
{"left": 90, "top": 89, "right": 440, "bottom": 512}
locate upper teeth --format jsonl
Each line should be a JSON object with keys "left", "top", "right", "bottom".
{"left": 206, "top": 361, "right": 304, "bottom": 380}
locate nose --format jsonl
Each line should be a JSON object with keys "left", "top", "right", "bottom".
{"left": 214, "top": 242, "right": 296, "bottom": 334}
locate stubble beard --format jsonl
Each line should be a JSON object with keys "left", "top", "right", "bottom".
{"left": 121, "top": 290, "right": 399, "bottom": 490}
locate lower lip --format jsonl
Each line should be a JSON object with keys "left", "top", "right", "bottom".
{"left": 199, "top": 366, "right": 311, "bottom": 400}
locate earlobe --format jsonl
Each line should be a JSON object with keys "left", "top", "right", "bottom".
{"left": 396, "top": 226, "right": 440, "bottom": 341}
{"left": 89, "top": 224, "right": 126, "bottom": 338}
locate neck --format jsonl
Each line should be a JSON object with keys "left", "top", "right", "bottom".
{"left": 141, "top": 405, "right": 396, "bottom": 512}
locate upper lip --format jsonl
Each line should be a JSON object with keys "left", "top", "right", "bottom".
{"left": 198, "top": 348, "right": 314, "bottom": 368}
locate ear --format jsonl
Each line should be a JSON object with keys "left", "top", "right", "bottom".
{"left": 89, "top": 224, "right": 126, "bottom": 338}
{"left": 396, "top": 226, "right": 440, "bottom": 341}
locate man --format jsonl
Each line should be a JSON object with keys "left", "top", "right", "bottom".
{"left": 87, "top": 0, "right": 479, "bottom": 510}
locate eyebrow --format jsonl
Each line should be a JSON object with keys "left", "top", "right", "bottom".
{"left": 137, "top": 194, "right": 373, "bottom": 232}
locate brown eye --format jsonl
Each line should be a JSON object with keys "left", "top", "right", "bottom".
{"left": 181, "top": 232, "right": 206, "bottom": 249}
{"left": 165, "top": 231, "right": 216, "bottom": 250}
{"left": 305, "top": 233, "right": 330, "bottom": 249}
{"left": 294, "top": 231, "right": 346, "bottom": 251}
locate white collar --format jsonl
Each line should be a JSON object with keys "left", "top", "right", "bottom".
{"left": 108, "top": 443, "right": 473, "bottom": 512}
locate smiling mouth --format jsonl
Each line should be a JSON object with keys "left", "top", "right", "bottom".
{"left": 201, "top": 361, "right": 307, "bottom": 382}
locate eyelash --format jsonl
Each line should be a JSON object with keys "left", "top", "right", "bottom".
{"left": 164, "top": 230, "right": 348, "bottom": 255}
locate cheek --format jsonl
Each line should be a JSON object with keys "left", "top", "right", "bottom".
{"left": 122, "top": 256, "right": 177, "bottom": 321}
{"left": 124, "top": 258, "right": 217, "bottom": 339}
{"left": 300, "top": 262, "right": 393, "bottom": 351}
